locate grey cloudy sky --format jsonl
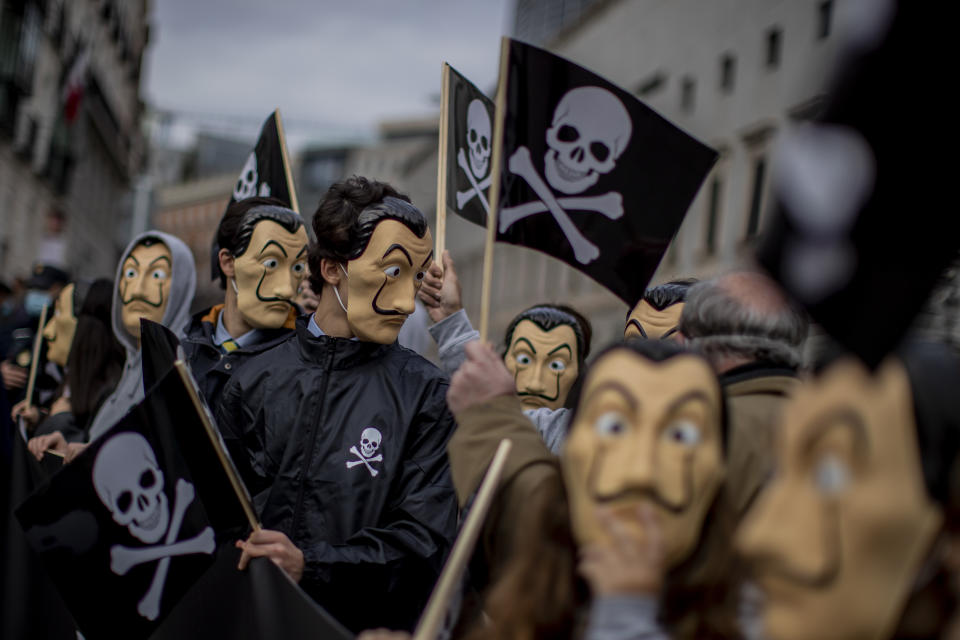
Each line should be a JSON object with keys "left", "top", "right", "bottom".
{"left": 143, "top": 0, "right": 512, "bottom": 147}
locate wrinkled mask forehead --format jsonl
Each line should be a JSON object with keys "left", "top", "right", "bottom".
{"left": 345, "top": 219, "right": 433, "bottom": 344}
{"left": 561, "top": 349, "right": 724, "bottom": 565}
{"left": 120, "top": 241, "right": 172, "bottom": 338}
{"left": 736, "top": 357, "right": 943, "bottom": 640}
{"left": 624, "top": 301, "right": 684, "bottom": 340}
{"left": 232, "top": 220, "right": 308, "bottom": 329}
{"left": 505, "top": 319, "right": 580, "bottom": 411}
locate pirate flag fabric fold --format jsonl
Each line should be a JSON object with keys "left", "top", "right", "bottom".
{"left": 15, "top": 365, "right": 250, "bottom": 639}
{"left": 755, "top": 1, "right": 959, "bottom": 367}
{"left": 444, "top": 64, "right": 496, "bottom": 227}
{"left": 212, "top": 109, "right": 298, "bottom": 281}
{"left": 490, "top": 38, "right": 717, "bottom": 306}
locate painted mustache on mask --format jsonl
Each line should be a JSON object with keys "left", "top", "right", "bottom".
{"left": 254, "top": 270, "right": 293, "bottom": 306}
{"left": 588, "top": 452, "right": 694, "bottom": 514}
{"left": 120, "top": 283, "right": 164, "bottom": 308}
{"left": 372, "top": 279, "right": 408, "bottom": 317}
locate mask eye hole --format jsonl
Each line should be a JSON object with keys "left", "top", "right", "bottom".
{"left": 383, "top": 266, "right": 401, "bottom": 278}
{"left": 594, "top": 411, "right": 628, "bottom": 437}
{"left": 515, "top": 353, "right": 532, "bottom": 366}
{"left": 548, "top": 358, "right": 566, "bottom": 372}
{"left": 292, "top": 262, "right": 306, "bottom": 275}
{"left": 663, "top": 420, "right": 702, "bottom": 448}
{"left": 262, "top": 258, "right": 279, "bottom": 270}
{"left": 415, "top": 271, "right": 425, "bottom": 283}
{"left": 813, "top": 454, "right": 850, "bottom": 496}
{"left": 150, "top": 268, "right": 168, "bottom": 281}
{"left": 124, "top": 267, "right": 137, "bottom": 279}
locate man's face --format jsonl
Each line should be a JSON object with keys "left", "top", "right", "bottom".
{"left": 345, "top": 219, "right": 433, "bottom": 344}
{"left": 562, "top": 350, "right": 724, "bottom": 566}
{"left": 735, "top": 358, "right": 942, "bottom": 640}
{"left": 43, "top": 283, "right": 77, "bottom": 367}
{"left": 504, "top": 319, "right": 579, "bottom": 411}
{"left": 623, "top": 301, "right": 684, "bottom": 341}
{"left": 119, "top": 242, "right": 172, "bottom": 339}
{"left": 232, "top": 220, "right": 308, "bottom": 329}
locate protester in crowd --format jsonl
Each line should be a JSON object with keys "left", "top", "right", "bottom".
{"left": 29, "top": 231, "right": 195, "bottom": 460}
{"left": 737, "top": 342, "right": 960, "bottom": 639}
{"left": 216, "top": 176, "right": 457, "bottom": 633}
{"left": 623, "top": 278, "right": 696, "bottom": 341}
{"left": 1, "top": 264, "right": 70, "bottom": 404}
{"left": 295, "top": 272, "right": 320, "bottom": 313}
{"left": 180, "top": 197, "right": 307, "bottom": 408}
{"left": 444, "top": 338, "right": 739, "bottom": 639}
{"left": 14, "top": 279, "right": 122, "bottom": 445}
{"left": 679, "top": 272, "right": 807, "bottom": 518}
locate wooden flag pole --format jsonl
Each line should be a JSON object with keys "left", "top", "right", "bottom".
{"left": 24, "top": 303, "right": 48, "bottom": 412}
{"left": 173, "top": 360, "right": 261, "bottom": 532}
{"left": 434, "top": 63, "right": 451, "bottom": 262}
{"left": 478, "top": 37, "right": 511, "bottom": 343}
{"left": 275, "top": 109, "right": 300, "bottom": 214}
{"left": 412, "top": 438, "right": 513, "bottom": 640}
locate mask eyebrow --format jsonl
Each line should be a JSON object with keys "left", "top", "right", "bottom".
{"left": 147, "top": 255, "right": 172, "bottom": 268}
{"left": 258, "top": 240, "right": 289, "bottom": 258}
{"left": 587, "top": 380, "right": 638, "bottom": 412}
{"left": 420, "top": 251, "right": 434, "bottom": 268}
{"left": 547, "top": 343, "right": 572, "bottom": 357}
{"left": 296, "top": 245, "right": 308, "bottom": 258}
{"left": 627, "top": 318, "right": 647, "bottom": 338}
{"left": 799, "top": 408, "right": 871, "bottom": 460}
{"left": 512, "top": 337, "right": 537, "bottom": 354}
{"left": 664, "top": 389, "right": 716, "bottom": 417}
{"left": 382, "top": 244, "right": 412, "bottom": 265}
{"left": 124, "top": 255, "right": 140, "bottom": 267}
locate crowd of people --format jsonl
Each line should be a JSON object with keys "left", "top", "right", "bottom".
{"left": 2, "top": 173, "right": 958, "bottom": 639}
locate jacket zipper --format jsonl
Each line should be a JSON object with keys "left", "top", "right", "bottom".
{"left": 291, "top": 341, "right": 336, "bottom": 538}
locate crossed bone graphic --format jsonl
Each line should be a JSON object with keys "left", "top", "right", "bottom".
{"left": 456, "top": 148, "right": 492, "bottom": 213}
{"left": 110, "top": 479, "right": 215, "bottom": 620}
{"left": 500, "top": 147, "right": 623, "bottom": 265}
{"left": 346, "top": 445, "right": 382, "bottom": 477}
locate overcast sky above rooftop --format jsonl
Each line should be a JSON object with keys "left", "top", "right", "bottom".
{"left": 143, "top": 0, "right": 512, "bottom": 148}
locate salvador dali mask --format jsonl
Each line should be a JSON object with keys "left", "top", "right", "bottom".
{"left": 562, "top": 349, "right": 725, "bottom": 566}
{"left": 231, "top": 220, "right": 308, "bottom": 329}
{"left": 735, "top": 357, "right": 942, "bottom": 640}
{"left": 624, "top": 301, "right": 684, "bottom": 341}
{"left": 504, "top": 319, "right": 579, "bottom": 411}
{"left": 343, "top": 219, "right": 433, "bottom": 344}
{"left": 42, "top": 283, "right": 77, "bottom": 367}
{"left": 120, "top": 241, "right": 172, "bottom": 340}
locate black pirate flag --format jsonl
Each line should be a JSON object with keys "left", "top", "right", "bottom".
{"left": 15, "top": 365, "right": 250, "bottom": 639}
{"left": 443, "top": 64, "right": 496, "bottom": 226}
{"left": 214, "top": 110, "right": 299, "bottom": 281}
{"left": 490, "top": 39, "right": 717, "bottom": 305}
{"left": 756, "top": 1, "right": 959, "bottom": 367}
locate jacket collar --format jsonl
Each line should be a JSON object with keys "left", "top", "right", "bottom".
{"left": 294, "top": 314, "right": 395, "bottom": 370}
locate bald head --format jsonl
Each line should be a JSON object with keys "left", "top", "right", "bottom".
{"left": 680, "top": 271, "right": 808, "bottom": 372}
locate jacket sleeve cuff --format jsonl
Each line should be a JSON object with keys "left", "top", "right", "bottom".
{"left": 427, "top": 309, "right": 479, "bottom": 376}
{"left": 585, "top": 594, "right": 668, "bottom": 640}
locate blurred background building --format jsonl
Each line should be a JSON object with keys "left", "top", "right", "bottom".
{"left": 0, "top": 0, "right": 148, "bottom": 280}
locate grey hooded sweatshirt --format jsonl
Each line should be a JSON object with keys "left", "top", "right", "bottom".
{"left": 86, "top": 231, "right": 196, "bottom": 441}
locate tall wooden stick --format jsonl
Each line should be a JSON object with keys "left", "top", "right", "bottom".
{"left": 24, "top": 303, "right": 48, "bottom": 412}
{"left": 478, "top": 37, "right": 510, "bottom": 343}
{"left": 275, "top": 109, "right": 300, "bottom": 214}
{"left": 173, "top": 360, "right": 261, "bottom": 532}
{"left": 412, "top": 439, "right": 513, "bottom": 640}
{"left": 435, "top": 63, "right": 451, "bottom": 262}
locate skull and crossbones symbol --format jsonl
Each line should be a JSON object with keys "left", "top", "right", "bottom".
{"left": 455, "top": 99, "right": 493, "bottom": 213}
{"left": 233, "top": 152, "right": 271, "bottom": 201}
{"left": 500, "top": 86, "right": 633, "bottom": 264}
{"left": 346, "top": 427, "right": 383, "bottom": 477}
{"left": 93, "top": 433, "right": 215, "bottom": 621}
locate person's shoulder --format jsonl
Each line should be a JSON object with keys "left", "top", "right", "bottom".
{"left": 390, "top": 343, "right": 447, "bottom": 383}
{"left": 229, "top": 335, "right": 302, "bottom": 385}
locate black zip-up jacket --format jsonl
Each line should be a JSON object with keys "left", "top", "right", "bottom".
{"left": 215, "top": 316, "right": 458, "bottom": 633}
{"left": 180, "top": 304, "right": 296, "bottom": 409}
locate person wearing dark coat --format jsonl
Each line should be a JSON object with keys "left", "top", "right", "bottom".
{"left": 216, "top": 177, "right": 457, "bottom": 633}
{"left": 180, "top": 197, "right": 307, "bottom": 408}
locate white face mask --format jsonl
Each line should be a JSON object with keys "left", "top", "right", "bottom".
{"left": 332, "top": 264, "right": 348, "bottom": 314}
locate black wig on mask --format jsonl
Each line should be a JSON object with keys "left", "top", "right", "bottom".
{"left": 210, "top": 196, "right": 304, "bottom": 287}
{"left": 503, "top": 304, "right": 593, "bottom": 367}
{"left": 626, "top": 278, "right": 698, "bottom": 319}
{"left": 307, "top": 176, "right": 427, "bottom": 296}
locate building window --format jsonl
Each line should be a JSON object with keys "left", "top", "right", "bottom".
{"left": 766, "top": 27, "right": 782, "bottom": 69}
{"left": 745, "top": 156, "right": 767, "bottom": 238}
{"left": 681, "top": 77, "right": 695, "bottom": 113}
{"left": 818, "top": 1, "right": 833, "bottom": 40}
{"left": 705, "top": 176, "right": 722, "bottom": 255}
{"left": 720, "top": 54, "right": 736, "bottom": 93}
